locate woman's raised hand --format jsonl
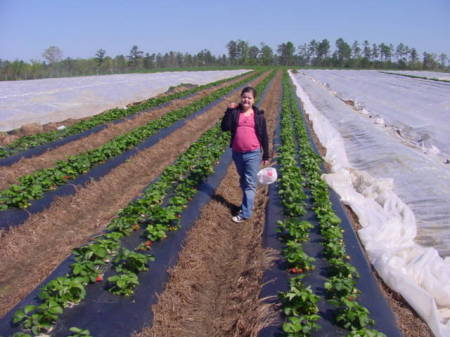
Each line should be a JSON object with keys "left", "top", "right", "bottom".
{"left": 228, "top": 102, "right": 238, "bottom": 109}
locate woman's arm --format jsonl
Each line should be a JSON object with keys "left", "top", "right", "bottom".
{"left": 260, "top": 116, "right": 269, "bottom": 162}
{"left": 220, "top": 107, "right": 234, "bottom": 132}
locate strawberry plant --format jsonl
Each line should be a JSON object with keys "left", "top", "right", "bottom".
{"left": 12, "top": 299, "right": 63, "bottom": 335}
{"left": 328, "top": 258, "right": 360, "bottom": 279}
{"left": 283, "top": 241, "right": 315, "bottom": 271}
{"left": 323, "top": 240, "right": 347, "bottom": 259}
{"left": 67, "top": 327, "right": 93, "bottom": 337}
{"left": 145, "top": 223, "right": 169, "bottom": 241}
{"left": 279, "top": 276, "right": 320, "bottom": 336}
{"left": 70, "top": 260, "right": 102, "bottom": 284}
{"left": 39, "top": 277, "right": 86, "bottom": 307}
{"left": 330, "top": 298, "right": 375, "bottom": 330}
{"left": 113, "top": 248, "right": 154, "bottom": 274}
{"left": 107, "top": 272, "right": 139, "bottom": 296}
{"left": 280, "top": 280, "right": 320, "bottom": 316}
{"left": 346, "top": 328, "right": 386, "bottom": 337}
{"left": 324, "top": 276, "right": 360, "bottom": 300}
{"left": 282, "top": 315, "right": 320, "bottom": 337}
{"left": 277, "top": 219, "right": 313, "bottom": 242}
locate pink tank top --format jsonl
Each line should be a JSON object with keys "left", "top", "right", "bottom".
{"left": 232, "top": 112, "right": 261, "bottom": 152}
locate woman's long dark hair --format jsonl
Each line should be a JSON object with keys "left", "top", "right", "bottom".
{"left": 241, "top": 86, "right": 257, "bottom": 98}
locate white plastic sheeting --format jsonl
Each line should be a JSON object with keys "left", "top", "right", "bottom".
{"left": 385, "top": 70, "right": 450, "bottom": 81}
{"left": 296, "top": 70, "right": 450, "bottom": 161}
{"left": 0, "top": 70, "right": 249, "bottom": 131}
{"left": 289, "top": 70, "right": 450, "bottom": 337}
{"left": 297, "top": 70, "right": 450, "bottom": 257}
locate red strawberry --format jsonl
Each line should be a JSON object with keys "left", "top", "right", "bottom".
{"left": 96, "top": 274, "right": 104, "bottom": 282}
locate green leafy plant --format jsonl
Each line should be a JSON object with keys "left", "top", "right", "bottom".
{"left": 12, "top": 299, "right": 63, "bottom": 335}
{"left": 346, "top": 328, "right": 387, "bottom": 337}
{"left": 328, "top": 258, "right": 360, "bottom": 279}
{"left": 145, "top": 223, "right": 169, "bottom": 241}
{"left": 279, "top": 277, "right": 320, "bottom": 317}
{"left": 277, "top": 219, "right": 313, "bottom": 242}
{"left": 283, "top": 240, "right": 315, "bottom": 272}
{"left": 331, "top": 297, "right": 374, "bottom": 330}
{"left": 39, "top": 276, "right": 87, "bottom": 307}
{"left": 113, "top": 248, "right": 154, "bottom": 274}
{"left": 108, "top": 272, "right": 139, "bottom": 296}
{"left": 68, "top": 326, "right": 93, "bottom": 337}
{"left": 10, "top": 333, "right": 32, "bottom": 337}
{"left": 282, "top": 315, "right": 320, "bottom": 337}
{"left": 324, "top": 276, "right": 360, "bottom": 300}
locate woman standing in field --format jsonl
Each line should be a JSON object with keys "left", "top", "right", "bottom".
{"left": 221, "top": 86, "right": 269, "bottom": 222}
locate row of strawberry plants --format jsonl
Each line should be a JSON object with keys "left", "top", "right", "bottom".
{"left": 0, "top": 70, "right": 253, "bottom": 159}
{"left": 0, "top": 70, "right": 264, "bottom": 211}
{"left": 277, "top": 72, "right": 386, "bottom": 337}
{"left": 5, "top": 71, "right": 276, "bottom": 337}
{"left": 276, "top": 72, "right": 320, "bottom": 337}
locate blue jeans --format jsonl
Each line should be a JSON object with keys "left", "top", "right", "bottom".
{"left": 232, "top": 149, "right": 261, "bottom": 219}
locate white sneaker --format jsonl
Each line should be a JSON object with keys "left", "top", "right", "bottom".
{"left": 232, "top": 214, "right": 247, "bottom": 223}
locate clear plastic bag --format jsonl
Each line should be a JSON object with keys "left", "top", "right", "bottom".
{"left": 257, "top": 167, "right": 277, "bottom": 184}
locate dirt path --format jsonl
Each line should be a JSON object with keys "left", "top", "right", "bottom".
{"left": 134, "top": 71, "right": 282, "bottom": 337}
{"left": 0, "top": 73, "right": 254, "bottom": 190}
{"left": 0, "top": 72, "right": 269, "bottom": 318}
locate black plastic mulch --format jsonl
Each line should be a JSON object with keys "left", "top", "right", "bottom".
{"left": 258, "top": 87, "right": 403, "bottom": 337}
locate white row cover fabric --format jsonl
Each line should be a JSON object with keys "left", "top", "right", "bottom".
{"left": 0, "top": 70, "right": 249, "bottom": 132}
{"left": 385, "top": 70, "right": 450, "bottom": 81}
{"left": 296, "top": 70, "right": 450, "bottom": 162}
{"left": 295, "top": 69, "right": 450, "bottom": 257}
{"left": 289, "top": 70, "right": 450, "bottom": 337}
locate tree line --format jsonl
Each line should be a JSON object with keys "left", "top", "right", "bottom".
{"left": 1, "top": 38, "right": 448, "bottom": 81}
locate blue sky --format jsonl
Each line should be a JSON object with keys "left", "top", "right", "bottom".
{"left": 1, "top": 0, "right": 449, "bottom": 62}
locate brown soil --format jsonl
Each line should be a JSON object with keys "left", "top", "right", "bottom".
{"left": 133, "top": 71, "right": 282, "bottom": 337}
{"left": 0, "top": 74, "right": 254, "bottom": 190}
{"left": 304, "top": 103, "right": 434, "bottom": 337}
{"left": 0, "top": 72, "right": 269, "bottom": 318}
